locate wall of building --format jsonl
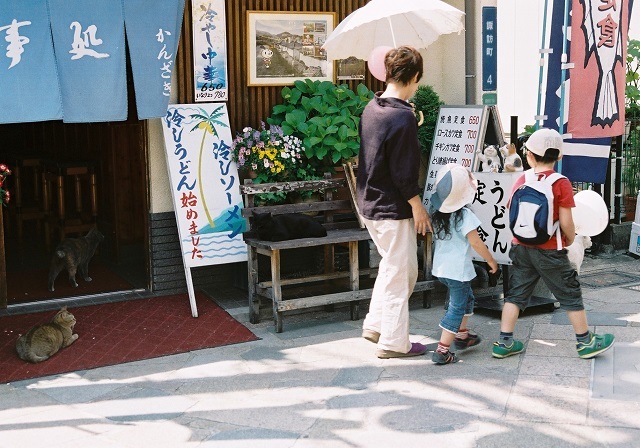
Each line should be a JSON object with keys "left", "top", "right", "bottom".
{"left": 149, "top": 0, "right": 465, "bottom": 213}
{"left": 144, "top": 0, "right": 468, "bottom": 293}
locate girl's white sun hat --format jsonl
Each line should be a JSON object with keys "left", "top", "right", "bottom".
{"left": 429, "top": 163, "right": 478, "bottom": 214}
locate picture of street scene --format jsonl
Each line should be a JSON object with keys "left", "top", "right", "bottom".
{"left": 254, "top": 18, "right": 329, "bottom": 79}
{"left": 337, "top": 56, "right": 365, "bottom": 80}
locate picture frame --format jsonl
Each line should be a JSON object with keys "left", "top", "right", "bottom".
{"left": 246, "top": 11, "right": 336, "bottom": 86}
{"left": 337, "top": 57, "right": 366, "bottom": 80}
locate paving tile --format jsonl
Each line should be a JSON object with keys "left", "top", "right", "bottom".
{"left": 505, "top": 375, "right": 590, "bottom": 424}
{"left": 530, "top": 322, "right": 578, "bottom": 339}
{"left": 592, "top": 343, "right": 640, "bottom": 401}
{"left": 525, "top": 338, "right": 581, "bottom": 357}
{"left": 519, "top": 355, "right": 591, "bottom": 378}
{"left": 550, "top": 312, "right": 629, "bottom": 326}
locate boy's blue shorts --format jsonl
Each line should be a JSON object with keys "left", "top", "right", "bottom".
{"left": 505, "top": 244, "right": 584, "bottom": 311}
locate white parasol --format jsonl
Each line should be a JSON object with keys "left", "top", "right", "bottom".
{"left": 322, "top": 0, "right": 465, "bottom": 60}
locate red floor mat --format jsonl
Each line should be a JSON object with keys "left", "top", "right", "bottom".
{"left": 0, "top": 292, "right": 259, "bottom": 383}
{"left": 6, "top": 261, "right": 134, "bottom": 304}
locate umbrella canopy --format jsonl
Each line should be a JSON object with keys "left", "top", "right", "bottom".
{"left": 322, "top": 0, "right": 465, "bottom": 60}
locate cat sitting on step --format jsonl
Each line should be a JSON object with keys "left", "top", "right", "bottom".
{"left": 48, "top": 227, "right": 105, "bottom": 292}
{"left": 15, "top": 307, "right": 78, "bottom": 363}
{"left": 253, "top": 211, "right": 327, "bottom": 241}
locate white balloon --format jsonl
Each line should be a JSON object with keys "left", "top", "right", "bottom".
{"left": 572, "top": 190, "right": 608, "bottom": 236}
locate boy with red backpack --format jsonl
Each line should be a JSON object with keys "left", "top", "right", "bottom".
{"left": 493, "top": 128, "right": 615, "bottom": 360}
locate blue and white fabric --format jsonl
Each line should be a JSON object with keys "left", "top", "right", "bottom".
{"left": 0, "top": 0, "right": 62, "bottom": 123}
{"left": 123, "top": 0, "right": 185, "bottom": 119}
{"left": 48, "top": 0, "right": 127, "bottom": 123}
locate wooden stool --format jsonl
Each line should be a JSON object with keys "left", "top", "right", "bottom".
{"left": 41, "top": 159, "right": 98, "bottom": 249}
{"left": 13, "top": 156, "right": 45, "bottom": 240}
{"left": 0, "top": 154, "right": 45, "bottom": 240}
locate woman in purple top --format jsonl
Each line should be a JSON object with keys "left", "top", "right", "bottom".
{"left": 356, "top": 46, "right": 432, "bottom": 359}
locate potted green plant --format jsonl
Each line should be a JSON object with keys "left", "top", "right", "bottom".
{"left": 410, "top": 85, "right": 444, "bottom": 160}
{"left": 267, "top": 79, "right": 374, "bottom": 175}
{"left": 626, "top": 39, "right": 640, "bottom": 125}
{"left": 623, "top": 39, "right": 640, "bottom": 220}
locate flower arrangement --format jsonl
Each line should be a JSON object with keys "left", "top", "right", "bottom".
{"left": 0, "top": 163, "right": 11, "bottom": 206}
{"left": 231, "top": 122, "right": 307, "bottom": 184}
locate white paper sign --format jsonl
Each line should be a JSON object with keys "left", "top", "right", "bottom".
{"left": 468, "top": 172, "right": 521, "bottom": 265}
{"left": 162, "top": 103, "right": 247, "bottom": 268}
{"left": 422, "top": 105, "right": 486, "bottom": 211}
{"left": 192, "top": 0, "right": 228, "bottom": 102}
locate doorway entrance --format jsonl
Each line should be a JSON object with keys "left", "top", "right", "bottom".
{"left": 0, "top": 118, "right": 149, "bottom": 307}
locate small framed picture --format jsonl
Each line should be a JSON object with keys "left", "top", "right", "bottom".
{"left": 246, "top": 11, "right": 336, "bottom": 86}
{"left": 337, "top": 57, "right": 366, "bottom": 80}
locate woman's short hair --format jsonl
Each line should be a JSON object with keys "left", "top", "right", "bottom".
{"left": 384, "top": 46, "right": 424, "bottom": 84}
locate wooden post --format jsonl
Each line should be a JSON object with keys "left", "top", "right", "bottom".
{"left": 0, "top": 204, "right": 7, "bottom": 309}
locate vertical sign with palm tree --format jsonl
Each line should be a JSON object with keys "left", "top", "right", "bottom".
{"left": 162, "top": 103, "right": 247, "bottom": 316}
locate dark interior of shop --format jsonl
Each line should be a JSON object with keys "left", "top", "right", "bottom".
{"left": 0, "top": 82, "right": 148, "bottom": 305}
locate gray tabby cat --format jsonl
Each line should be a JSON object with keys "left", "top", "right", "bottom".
{"left": 15, "top": 307, "right": 79, "bottom": 363}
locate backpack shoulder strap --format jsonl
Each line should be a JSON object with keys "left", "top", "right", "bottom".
{"left": 543, "top": 172, "right": 566, "bottom": 185}
{"left": 523, "top": 168, "right": 537, "bottom": 182}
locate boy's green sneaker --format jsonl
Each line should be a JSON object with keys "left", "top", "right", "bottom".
{"left": 576, "top": 333, "right": 615, "bottom": 359}
{"left": 492, "top": 340, "right": 524, "bottom": 358}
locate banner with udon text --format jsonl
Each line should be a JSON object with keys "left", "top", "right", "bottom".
{"left": 162, "top": 103, "right": 247, "bottom": 269}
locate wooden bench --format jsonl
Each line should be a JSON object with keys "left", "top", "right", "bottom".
{"left": 240, "top": 172, "right": 435, "bottom": 333}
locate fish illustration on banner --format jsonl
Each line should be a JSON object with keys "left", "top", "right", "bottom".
{"left": 567, "top": 0, "right": 629, "bottom": 137}
{"left": 541, "top": 0, "right": 626, "bottom": 183}
{"left": 162, "top": 103, "right": 247, "bottom": 269}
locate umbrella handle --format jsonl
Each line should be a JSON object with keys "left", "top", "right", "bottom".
{"left": 387, "top": 16, "right": 397, "bottom": 48}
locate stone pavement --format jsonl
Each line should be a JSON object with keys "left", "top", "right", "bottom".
{"left": 1, "top": 251, "right": 639, "bottom": 448}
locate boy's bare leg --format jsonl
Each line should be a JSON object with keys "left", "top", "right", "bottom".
{"left": 500, "top": 302, "right": 520, "bottom": 332}
{"left": 566, "top": 310, "right": 589, "bottom": 335}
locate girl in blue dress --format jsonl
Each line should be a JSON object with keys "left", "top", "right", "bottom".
{"left": 429, "top": 164, "right": 498, "bottom": 364}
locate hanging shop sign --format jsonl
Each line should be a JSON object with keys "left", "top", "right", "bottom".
{"left": 539, "top": 0, "right": 616, "bottom": 183}
{"left": 48, "top": 0, "right": 128, "bottom": 123}
{"left": 162, "top": 103, "right": 247, "bottom": 316}
{"left": 0, "top": 0, "right": 185, "bottom": 123}
{"left": 567, "top": 0, "right": 628, "bottom": 138}
{"left": 482, "top": 5, "right": 497, "bottom": 92}
{"left": 0, "top": 0, "right": 63, "bottom": 123}
{"left": 124, "top": 0, "right": 185, "bottom": 119}
{"left": 192, "top": 0, "right": 228, "bottom": 102}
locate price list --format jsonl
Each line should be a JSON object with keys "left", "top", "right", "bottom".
{"left": 422, "top": 105, "right": 487, "bottom": 211}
